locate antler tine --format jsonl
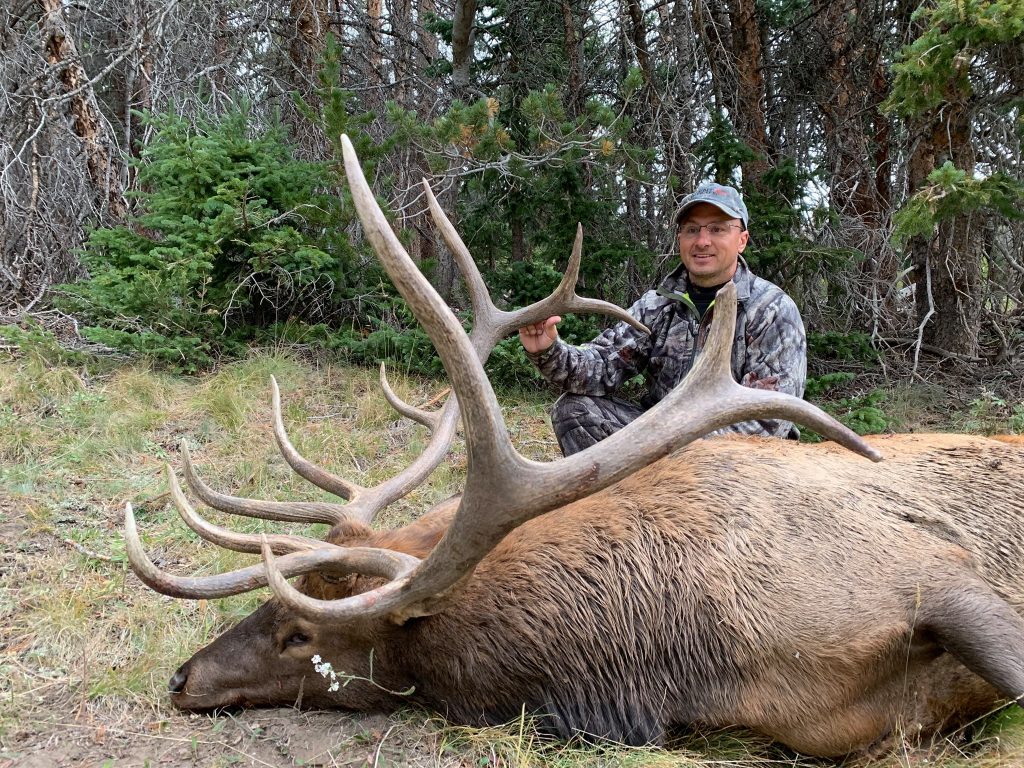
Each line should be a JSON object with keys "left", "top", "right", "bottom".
{"left": 422, "top": 182, "right": 648, "bottom": 352}
{"left": 180, "top": 440, "right": 349, "bottom": 525}
{"left": 421, "top": 177, "right": 494, "bottom": 324}
{"left": 181, "top": 373, "right": 455, "bottom": 532}
{"left": 306, "top": 135, "right": 883, "bottom": 626}
{"left": 271, "top": 376, "right": 362, "bottom": 502}
{"left": 272, "top": 374, "right": 457, "bottom": 524}
{"left": 340, "top": 393, "right": 462, "bottom": 524}
{"left": 125, "top": 502, "right": 376, "bottom": 599}
{"left": 168, "top": 465, "right": 323, "bottom": 555}
{"left": 343, "top": 133, "right": 511, "bottom": 483}
{"left": 379, "top": 363, "right": 440, "bottom": 431}
{"left": 500, "top": 223, "right": 648, "bottom": 343}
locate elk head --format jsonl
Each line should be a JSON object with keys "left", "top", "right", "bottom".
{"left": 125, "top": 136, "right": 882, "bottom": 714}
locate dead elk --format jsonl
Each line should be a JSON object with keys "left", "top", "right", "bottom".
{"left": 125, "top": 136, "right": 1024, "bottom": 758}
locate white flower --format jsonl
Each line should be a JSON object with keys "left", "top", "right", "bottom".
{"left": 311, "top": 654, "right": 321, "bottom": 664}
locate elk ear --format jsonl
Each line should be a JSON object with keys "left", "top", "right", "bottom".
{"left": 369, "top": 496, "right": 460, "bottom": 559}
{"left": 380, "top": 498, "right": 466, "bottom": 625}
{"left": 326, "top": 519, "right": 375, "bottom": 545}
{"left": 387, "top": 574, "right": 470, "bottom": 625}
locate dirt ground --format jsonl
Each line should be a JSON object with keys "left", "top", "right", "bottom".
{"left": 4, "top": 705, "right": 425, "bottom": 768}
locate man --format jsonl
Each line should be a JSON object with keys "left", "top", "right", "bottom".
{"left": 520, "top": 182, "right": 807, "bottom": 456}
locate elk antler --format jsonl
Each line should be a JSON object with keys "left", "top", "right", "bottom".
{"left": 177, "top": 373, "right": 460, "bottom": 528}
{"left": 125, "top": 501, "right": 418, "bottom": 598}
{"left": 127, "top": 139, "right": 649, "bottom": 593}
{"left": 252, "top": 135, "right": 883, "bottom": 624}
{"left": 127, "top": 135, "right": 881, "bottom": 612}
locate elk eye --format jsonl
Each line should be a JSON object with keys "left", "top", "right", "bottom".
{"left": 284, "top": 631, "right": 311, "bottom": 648}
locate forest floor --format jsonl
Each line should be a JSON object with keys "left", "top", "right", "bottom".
{"left": 2, "top": 349, "right": 1024, "bottom": 768}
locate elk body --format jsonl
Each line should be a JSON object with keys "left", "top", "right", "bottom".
{"left": 126, "top": 137, "right": 1024, "bottom": 758}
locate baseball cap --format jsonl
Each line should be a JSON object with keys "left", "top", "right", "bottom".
{"left": 674, "top": 183, "right": 749, "bottom": 229}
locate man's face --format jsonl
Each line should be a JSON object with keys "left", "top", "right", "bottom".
{"left": 677, "top": 202, "right": 749, "bottom": 288}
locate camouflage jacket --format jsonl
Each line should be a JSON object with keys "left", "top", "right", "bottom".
{"left": 528, "top": 257, "right": 807, "bottom": 438}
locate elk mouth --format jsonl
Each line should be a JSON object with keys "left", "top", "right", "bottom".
{"left": 169, "top": 663, "right": 331, "bottom": 712}
{"left": 169, "top": 683, "right": 248, "bottom": 713}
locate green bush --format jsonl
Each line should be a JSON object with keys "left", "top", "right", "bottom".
{"left": 807, "top": 331, "right": 879, "bottom": 363}
{"left": 58, "top": 108, "right": 371, "bottom": 372}
{"left": 804, "top": 372, "right": 890, "bottom": 437}
{"left": 956, "top": 389, "right": 1024, "bottom": 435}
{"left": 0, "top": 321, "right": 90, "bottom": 368}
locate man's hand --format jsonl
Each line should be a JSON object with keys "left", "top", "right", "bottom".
{"left": 740, "top": 372, "right": 780, "bottom": 391}
{"left": 519, "top": 316, "right": 561, "bottom": 355}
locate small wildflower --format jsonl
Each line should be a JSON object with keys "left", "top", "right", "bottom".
{"left": 309, "top": 652, "right": 413, "bottom": 698}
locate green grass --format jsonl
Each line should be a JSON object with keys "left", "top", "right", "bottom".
{"left": 0, "top": 352, "right": 490, "bottom": 748}
{"left": 1, "top": 349, "right": 1023, "bottom": 766}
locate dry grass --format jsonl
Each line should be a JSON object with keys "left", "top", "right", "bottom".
{"left": 1, "top": 350, "right": 1023, "bottom": 767}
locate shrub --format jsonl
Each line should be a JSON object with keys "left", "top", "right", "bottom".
{"left": 804, "top": 372, "right": 891, "bottom": 437}
{"left": 58, "top": 108, "right": 372, "bottom": 372}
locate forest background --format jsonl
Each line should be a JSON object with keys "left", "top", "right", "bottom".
{"left": 1, "top": 0, "right": 1024, "bottom": 422}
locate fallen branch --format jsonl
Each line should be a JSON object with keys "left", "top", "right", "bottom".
{"left": 62, "top": 537, "right": 113, "bottom": 562}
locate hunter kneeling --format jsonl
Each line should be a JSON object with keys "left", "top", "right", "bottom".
{"left": 519, "top": 183, "right": 807, "bottom": 456}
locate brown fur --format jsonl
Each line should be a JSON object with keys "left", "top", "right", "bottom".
{"left": 992, "top": 435, "right": 1024, "bottom": 446}
{"left": 167, "top": 434, "right": 1024, "bottom": 757}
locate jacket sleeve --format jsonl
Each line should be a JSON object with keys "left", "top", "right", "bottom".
{"left": 526, "top": 293, "right": 657, "bottom": 396}
{"left": 709, "top": 290, "right": 807, "bottom": 439}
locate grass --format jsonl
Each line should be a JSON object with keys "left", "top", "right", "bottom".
{"left": 1, "top": 349, "right": 1023, "bottom": 766}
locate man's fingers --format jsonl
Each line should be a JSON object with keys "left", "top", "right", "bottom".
{"left": 519, "top": 316, "right": 561, "bottom": 336}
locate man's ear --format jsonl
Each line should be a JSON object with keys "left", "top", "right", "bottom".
{"left": 737, "top": 229, "right": 750, "bottom": 253}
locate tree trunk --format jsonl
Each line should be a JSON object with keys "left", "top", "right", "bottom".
{"left": 366, "top": 0, "right": 383, "bottom": 81}
{"left": 728, "top": 0, "right": 771, "bottom": 184}
{"left": 561, "top": 0, "right": 584, "bottom": 118}
{"left": 696, "top": 0, "right": 735, "bottom": 116}
{"left": 284, "top": 0, "right": 329, "bottom": 153}
{"left": 511, "top": 209, "right": 527, "bottom": 262}
{"left": 39, "top": 0, "right": 126, "bottom": 218}
{"left": 418, "top": 0, "right": 438, "bottom": 71}
{"left": 389, "top": 0, "right": 413, "bottom": 104}
{"left": 909, "top": 109, "right": 981, "bottom": 357}
{"left": 809, "top": 0, "right": 896, "bottom": 318}
{"left": 120, "top": 0, "right": 154, "bottom": 184}
{"left": 452, "top": 0, "right": 477, "bottom": 96}
{"left": 655, "top": 0, "right": 695, "bottom": 223}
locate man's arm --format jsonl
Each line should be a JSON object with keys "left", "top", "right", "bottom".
{"left": 523, "top": 294, "right": 656, "bottom": 397}
{"left": 710, "top": 289, "right": 807, "bottom": 438}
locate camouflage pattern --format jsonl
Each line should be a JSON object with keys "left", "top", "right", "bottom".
{"left": 530, "top": 256, "right": 806, "bottom": 452}
{"left": 549, "top": 393, "right": 645, "bottom": 456}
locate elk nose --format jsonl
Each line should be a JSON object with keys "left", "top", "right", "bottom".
{"left": 169, "top": 666, "right": 189, "bottom": 694}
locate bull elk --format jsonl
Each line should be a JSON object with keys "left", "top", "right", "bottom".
{"left": 125, "top": 136, "right": 1024, "bottom": 758}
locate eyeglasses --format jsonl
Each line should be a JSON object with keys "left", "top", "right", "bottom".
{"left": 678, "top": 223, "right": 742, "bottom": 239}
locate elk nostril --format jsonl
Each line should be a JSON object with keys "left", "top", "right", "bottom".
{"left": 169, "top": 667, "right": 189, "bottom": 694}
